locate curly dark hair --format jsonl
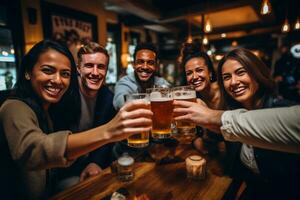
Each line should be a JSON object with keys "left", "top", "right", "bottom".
{"left": 133, "top": 43, "right": 158, "bottom": 62}
{"left": 180, "top": 42, "right": 217, "bottom": 83}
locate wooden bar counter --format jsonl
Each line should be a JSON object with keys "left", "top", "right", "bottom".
{"left": 51, "top": 144, "right": 232, "bottom": 200}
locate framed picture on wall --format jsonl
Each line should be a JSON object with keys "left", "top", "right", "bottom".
{"left": 41, "top": 2, "right": 98, "bottom": 61}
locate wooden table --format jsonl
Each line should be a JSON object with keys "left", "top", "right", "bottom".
{"left": 51, "top": 144, "right": 232, "bottom": 200}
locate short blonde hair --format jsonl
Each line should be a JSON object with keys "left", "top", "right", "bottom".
{"left": 77, "top": 42, "right": 109, "bottom": 64}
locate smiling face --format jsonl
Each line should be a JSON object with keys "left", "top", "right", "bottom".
{"left": 185, "top": 57, "right": 210, "bottom": 92}
{"left": 133, "top": 49, "right": 156, "bottom": 82}
{"left": 77, "top": 52, "right": 108, "bottom": 97}
{"left": 29, "top": 49, "right": 71, "bottom": 108}
{"left": 221, "top": 59, "right": 259, "bottom": 109}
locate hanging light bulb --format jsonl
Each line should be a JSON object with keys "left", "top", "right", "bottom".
{"left": 187, "top": 16, "right": 193, "bottom": 43}
{"left": 204, "top": 17, "right": 212, "bottom": 33}
{"left": 203, "top": 35, "right": 209, "bottom": 45}
{"left": 282, "top": 19, "right": 290, "bottom": 33}
{"left": 187, "top": 35, "right": 193, "bottom": 43}
{"left": 260, "top": 0, "right": 272, "bottom": 15}
{"left": 232, "top": 41, "right": 238, "bottom": 47}
{"left": 295, "top": 18, "right": 300, "bottom": 30}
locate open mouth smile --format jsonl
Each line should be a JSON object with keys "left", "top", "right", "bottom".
{"left": 44, "top": 85, "right": 63, "bottom": 96}
{"left": 191, "top": 78, "right": 205, "bottom": 88}
{"left": 231, "top": 86, "right": 247, "bottom": 97}
{"left": 88, "top": 77, "right": 101, "bottom": 84}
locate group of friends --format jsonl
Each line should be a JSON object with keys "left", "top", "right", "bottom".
{"left": 0, "top": 39, "right": 299, "bottom": 200}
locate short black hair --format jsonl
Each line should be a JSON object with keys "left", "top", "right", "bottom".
{"left": 133, "top": 43, "right": 158, "bottom": 62}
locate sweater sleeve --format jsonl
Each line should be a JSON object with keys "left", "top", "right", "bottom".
{"left": 220, "top": 106, "right": 300, "bottom": 154}
{"left": 113, "top": 77, "right": 137, "bottom": 110}
{"left": 0, "top": 100, "right": 72, "bottom": 170}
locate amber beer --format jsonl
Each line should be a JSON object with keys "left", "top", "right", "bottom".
{"left": 172, "top": 86, "right": 196, "bottom": 138}
{"left": 125, "top": 93, "right": 150, "bottom": 148}
{"left": 147, "top": 88, "right": 173, "bottom": 139}
{"left": 174, "top": 97, "right": 196, "bottom": 129}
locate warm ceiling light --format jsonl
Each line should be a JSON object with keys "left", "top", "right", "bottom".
{"left": 261, "top": 0, "right": 272, "bottom": 15}
{"left": 295, "top": 18, "right": 300, "bottom": 30}
{"left": 232, "top": 41, "right": 238, "bottom": 47}
{"left": 10, "top": 49, "right": 15, "bottom": 54}
{"left": 252, "top": 50, "right": 260, "bottom": 57}
{"left": 187, "top": 16, "right": 193, "bottom": 43}
{"left": 187, "top": 35, "right": 193, "bottom": 43}
{"left": 203, "top": 35, "right": 209, "bottom": 45}
{"left": 204, "top": 17, "right": 212, "bottom": 33}
{"left": 282, "top": 19, "right": 290, "bottom": 33}
{"left": 215, "top": 55, "right": 223, "bottom": 61}
{"left": 221, "top": 33, "right": 227, "bottom": 38}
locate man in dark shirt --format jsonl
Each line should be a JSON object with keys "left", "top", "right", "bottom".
{"left": 56, "top": 42, "right": 117, "bottom": 191}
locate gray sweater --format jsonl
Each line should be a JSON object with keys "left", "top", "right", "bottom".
{"left": 113, "top": 72, "right": 171, "bottom": 110}
{"left": 221, "top": 106, "right": 300, "bottom": 154}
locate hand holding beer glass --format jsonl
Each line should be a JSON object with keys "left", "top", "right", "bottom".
{"left": 147, "top": 87, "right": 173, "bottom": 139}
{"left": 125, "top": 93, "right": 151, "bottom": 148}
{"left": 172, "top": 86, "right": 197, "bottom": 142}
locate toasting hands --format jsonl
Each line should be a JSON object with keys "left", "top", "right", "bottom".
{"left": 173, "top": 98, "right": 224, "bottom": 133}
{"left": 104, "top": 99, "right": 153, "bottom": 142}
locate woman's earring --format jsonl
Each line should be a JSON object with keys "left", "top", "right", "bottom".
{"left": 25, "top": 73, "right": 30, "bottom": 80}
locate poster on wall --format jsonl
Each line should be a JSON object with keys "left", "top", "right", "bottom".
{"left": 41, "top": 2, "right": 98, "bottom": 62}
{"left": 51, "top": 15, "right": 93, "bottom": 47}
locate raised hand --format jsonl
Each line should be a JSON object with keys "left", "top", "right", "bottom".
{"left": 104, "top": 99, "right": 153, "bottom": 142}
{"left": 173, "top": 98, "right": 223, "bottom": 132}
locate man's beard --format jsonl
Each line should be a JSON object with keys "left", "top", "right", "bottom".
{"left": 134, "top": 71, "right": 155, "bottom": 92}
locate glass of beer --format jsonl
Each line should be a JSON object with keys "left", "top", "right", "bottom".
{"left": 172, "top": 86, "right": 196, "bottom": 142}
{"left": 146, "top": 87, "right": 173, "bottom": 139}
{"left": 124, "top": 93, "right": 150, "bottom": 148}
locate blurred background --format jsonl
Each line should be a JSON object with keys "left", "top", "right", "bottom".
{"left": 0, "top": 0, "right": 299, "bottom": 100}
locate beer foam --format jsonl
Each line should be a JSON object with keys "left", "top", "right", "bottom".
{"left": 150, "top": 97, "right": 173, "bottom": 101}
{"left": 189, "top": 155, "right": 202, "bottom": 161}
{"left": 150, "top": 91, "right": 162, "bottom": 99}
{"left": 118, "top": 156, "right": 134, "bottom": 166}
{"left": 173, "top": 91, "right": 196, "bottom": 99}
{"left": 186, "top": 155, "right": 205, "bottom": 165}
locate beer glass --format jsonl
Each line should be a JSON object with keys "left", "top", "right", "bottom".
{"left": 146, "top": 87, "right": 173, "bottom": 139}
{"left": 186, "top": 155, "right": 206, "bottom": 180}
{"left": 172, "top": 86, "right": 196, "bottom": 141}
{"left": 125, "top": 93, "right": 150, "bottom": 148}
{"left": 117, "top": 153, "right": 135, "bottom": 182}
